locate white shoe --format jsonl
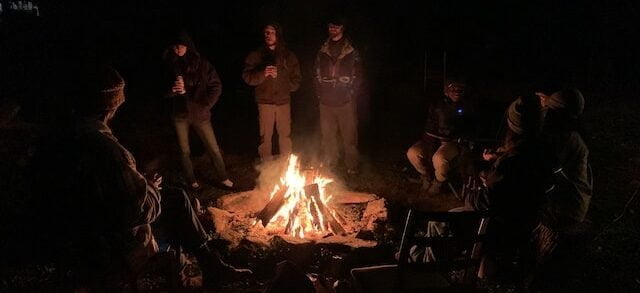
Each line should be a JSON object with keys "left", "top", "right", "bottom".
{"left": 221, "top": 179, "right": 234, "bottom": 188}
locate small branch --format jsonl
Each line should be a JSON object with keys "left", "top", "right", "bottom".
{"left": 612, "top": 187, "right": 639, "bottom": 223}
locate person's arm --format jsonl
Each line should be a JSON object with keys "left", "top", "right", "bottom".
{"left": 423, "top": 101, "right": 440, "bottom": 141}
{"left": 313, "top": 50, "right": 323, "bottom": 98}
{"left": 350, "top": 49, "right": 364, "bottom": 97}
{"left": 288, "top": 52, "right": 301, "bottom": 92}
{"left": 203, "top": 61, "right": 222, "bottom": 108}
{"left": 116, "top": 146, "right": 161, "bottom": 226}
{"left": 242, "top": 51, "right": 267, "bottom": 86}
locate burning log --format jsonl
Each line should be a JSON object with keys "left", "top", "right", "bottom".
{"left": 304, "top": 183, "right": 346, "bottom": 235}
{"left": 257, "top": 186, "right": 289, "bottom": 226}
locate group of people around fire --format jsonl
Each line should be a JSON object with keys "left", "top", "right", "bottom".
{"left": 164, "top": 16, "right": 362, "bottom": 194}
{"left": 13, "top": 14, "right": 592, "bottom": 292}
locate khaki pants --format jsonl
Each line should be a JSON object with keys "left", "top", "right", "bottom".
{"left": 320, "top": 101, "right": 359, "bottom": 170}
{"left": 258, "top": 103, "right": 292, "bottom": 161}
{"left": 174, "top": 118, "right": 228, "bottom": 183}
{"left": 407, "top": 139, "right": 460, "bottom": 182}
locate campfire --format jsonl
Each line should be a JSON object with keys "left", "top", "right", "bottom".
{"left": 256, "top": 155, "right": 346, "bottom": 239}
{"left": 207, "top": 155, "right": 387, "bottom": 248}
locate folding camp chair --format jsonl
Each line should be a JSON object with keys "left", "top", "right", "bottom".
{"left": 351, "top": 209, "right": 490, "bottom": 292}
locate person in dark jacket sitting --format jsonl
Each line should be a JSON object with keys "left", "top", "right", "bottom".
{"left": 163, "top": 31, "right": 232, "bottom": 190}
{"left": 407, "top": 77, "right": 476, "bottom": 195}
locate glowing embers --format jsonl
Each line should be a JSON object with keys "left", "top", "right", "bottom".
{"left": 209, "top": 154, "right": 387, "bottom": 248}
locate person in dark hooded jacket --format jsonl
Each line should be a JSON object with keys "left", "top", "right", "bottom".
{"left": 163, "top": 31, "right": 232, "bottom": 190}
{"left": 242, "top": 22, "right": 301, "bottom": 161}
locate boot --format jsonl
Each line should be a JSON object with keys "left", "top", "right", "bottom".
{"left": 427, "top": 180, "right": 444, "bottom": 195}
{"left": 194, "top": 243, "right": 252, "bottom": 289}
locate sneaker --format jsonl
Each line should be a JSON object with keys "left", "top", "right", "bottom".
{"left": 427, "top": 180, "right": 443, "bottom": 195}
{"left": 221, "top": 179, "right": 234, "bottom": 188}
{"left": 218, "top": 179, "right": 235, "bottom": 191}
{"left": 189, "top": 181, "right": 201, "bottom": 191}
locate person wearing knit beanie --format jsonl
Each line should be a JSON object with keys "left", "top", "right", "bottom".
{"left": 96, "top": 68, "right": 125, "bottom": 111}
{"left": 50, "top": 65, "right": 252, "bottom": 289}
{"left": 77, "top": 65, "right": 126, "bottom": 118}
{"left": 506, "top": 96, "right": 542, "bottom": 136}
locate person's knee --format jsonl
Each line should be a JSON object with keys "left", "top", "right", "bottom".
{"left": 407, "top": 146, "right": 420, "bottom": 162}
{"left": 162, "top": 187, "right": 192, "bottom": 210}
{"left": 432, "top": 152, "right": 449, "bottom": 170}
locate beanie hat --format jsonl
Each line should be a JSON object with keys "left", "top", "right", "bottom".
{"left": 547, "top": 88, "right": 585, "bottom": 118}
{"left": 98, "top": 67, "right": 125, "bottom": 111}
{"left": 507, "top": 98, "right": 524, "bottom": 134}
{"left": 82, "top": 65, "right": 125, "bottom": 113}
{"left": 507, "top": 96, "right": 541, "bottom": 135}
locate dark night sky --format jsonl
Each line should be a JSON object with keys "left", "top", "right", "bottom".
{"left": 2, "top": 0, "right": 639, "bottom": 127}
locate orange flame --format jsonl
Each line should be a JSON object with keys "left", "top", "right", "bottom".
{"left": 265, "top": 155, "right": 337, "bottom": 238}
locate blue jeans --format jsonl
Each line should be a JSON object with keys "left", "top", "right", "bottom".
{"left": 174, "top": 118, "right": 228, "bottom": 183}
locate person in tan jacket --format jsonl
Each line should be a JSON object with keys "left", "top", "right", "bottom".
{"left": 243, "top": 22, "right": 301, "bottom": 161}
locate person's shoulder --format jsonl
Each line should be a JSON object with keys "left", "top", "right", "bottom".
{"left": 284, "top": 48, "right": 299, "bottom": 59}
{"left": 246, "top": 48, "right": 263, "bottom": 58}
{"left": 430, "top": 96, "right": 447, "bottom": 107}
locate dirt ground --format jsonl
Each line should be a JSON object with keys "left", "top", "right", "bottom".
{"left": 1, "top": 75, "right": 639, "bottom": 292}
{"left": 134, "top": 83, "right": 640, "bottom": 291}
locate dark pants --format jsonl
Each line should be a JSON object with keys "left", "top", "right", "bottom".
{"left": 153, "top": 187, "right": 209, "bottom": 253}
{"left": 320, "top": 101, "right": 359, "bottom": 170}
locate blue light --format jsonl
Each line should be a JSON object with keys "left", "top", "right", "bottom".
{"left": 457, "top": 108, "right": 463, "bottom": 114}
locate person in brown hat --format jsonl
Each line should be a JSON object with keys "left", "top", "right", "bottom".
{"left": 35, "top": 65, "right": 250, "bottom": 290}
{"left": 243, "top": 22, "right": 301, "bottom": 162}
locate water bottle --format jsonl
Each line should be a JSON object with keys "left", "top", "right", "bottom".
{"left": 176, "top": 75, "right": 186, "bottom": 94}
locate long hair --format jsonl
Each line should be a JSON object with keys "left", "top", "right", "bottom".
{"left": 162, "top": 47, "right": 201, "bottom": 80}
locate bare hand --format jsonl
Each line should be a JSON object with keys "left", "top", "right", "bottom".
{"left": 173, "top": 78, "right": 186, "bottom": 94}
{"left": 264, "top": 65, "right": 277, "bottom": 78}
{"left": 151, "top": 173, "right": 163, "bottom": 190}
{"left": 482, "top": 148, "right": 498, "bottom": 161}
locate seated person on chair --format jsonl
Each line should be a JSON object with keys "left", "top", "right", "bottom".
{"left": 407, "top": 77, "right": 476, "bottom": 195}
{"left": 534, "top": 87, "right": 592, "bottom": 267}
{"left": 411, "top": 97, "right": 551, "bottom": 278}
